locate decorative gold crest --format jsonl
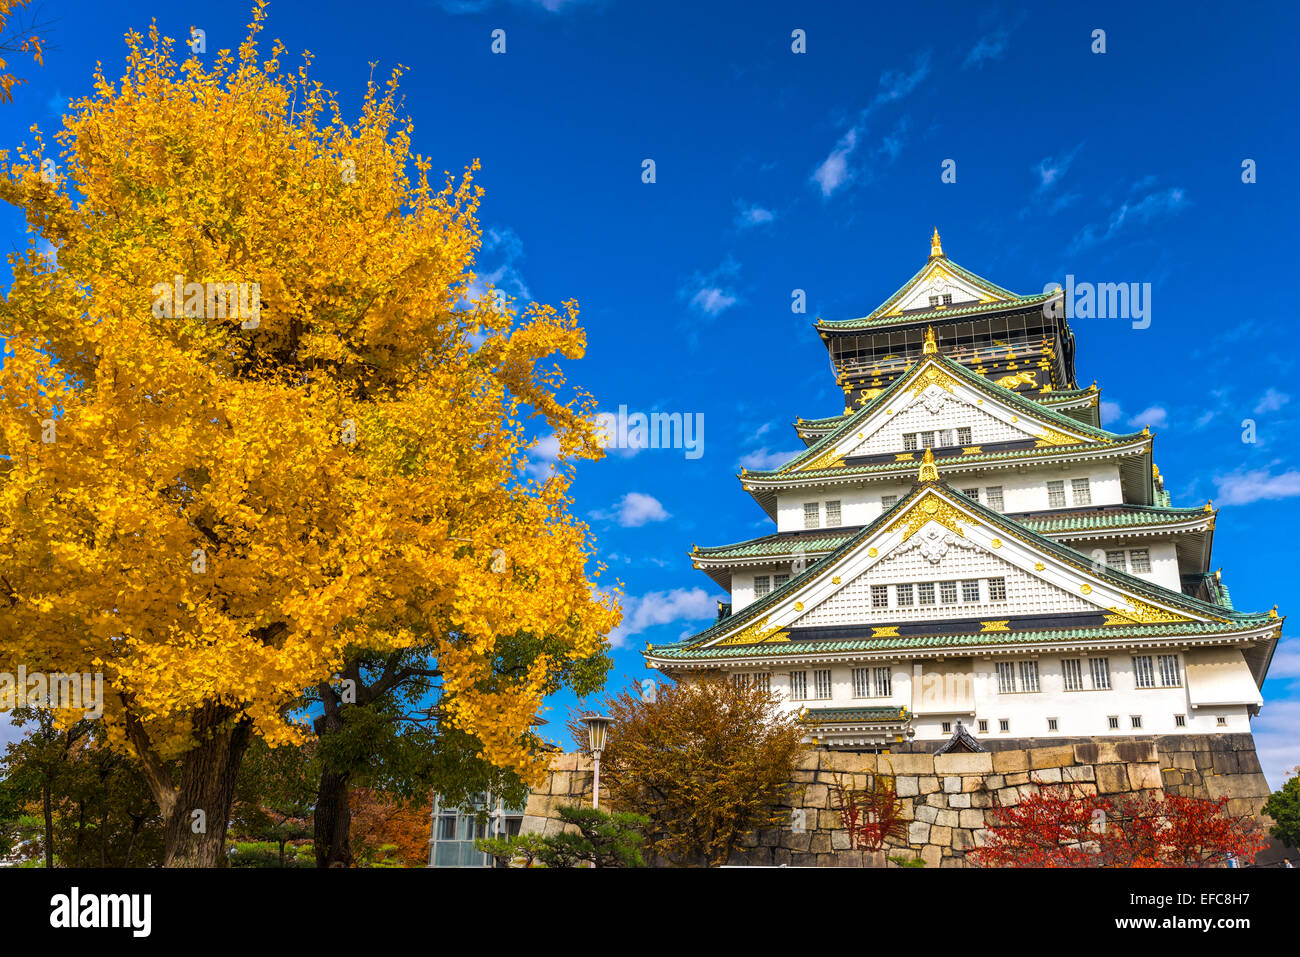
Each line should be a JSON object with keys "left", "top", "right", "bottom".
{"left": 716, "top": 616, "right": 791, "bottom": 646}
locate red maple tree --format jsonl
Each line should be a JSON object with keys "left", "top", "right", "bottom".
{"left": 830, "top": 771, "right": 909, "bottom": 852}
{"left": 967, "top": 786, "right": 1266, "bottom": 868}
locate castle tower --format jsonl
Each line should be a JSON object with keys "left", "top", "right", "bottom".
{"left": 645, "top": 232, "right": 1281, "bottom": 753}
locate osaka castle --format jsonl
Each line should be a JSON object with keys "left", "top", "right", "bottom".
{"left": 644, "top": 230, "right": 1282, "bottom": 752}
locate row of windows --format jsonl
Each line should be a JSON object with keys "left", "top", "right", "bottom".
{"left": 927, "top": 293, "right": 954, "bottom": 307}
{"left": 753, "top": 573, "right": 790, "bottom": 596}
{"left": 1105, "top": 548, "right": 1152, "bottom": 574}
{"left": 804, "top": 499, "right": 842, "bottom": 529}
{"left": 902, "top": 427, "right": 973, "bottom": 451}
{"left": 1001, "top": 654, "right": 1180, "bottom": 694}
{"left": 953, "top": 712, "right": 1228, "bottom": 735}
{"left": 872, "top": 577, "right": 1007, "bottom": 609}
{"left": 786, "top": 666, "right": 893, "bottom": 701}
{"left": 958, "top": 486, "right": 1004, "bottom": 511}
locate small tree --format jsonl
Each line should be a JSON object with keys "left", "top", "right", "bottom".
{"left": 830, "top": 769, "right": 908, "bottom": 853}
{"left": 1262, "top": 769, "right": 1300, "bottom": 850}
{"left": 969, "top": 787, "right": 1267, "bottom": 868}
{"left": 535, "top": 806, "right": 646, "bottom": 868}
{"left": 476, "top": 831, "right": 548, "bottom": 868}
{"left": 571, "top": 675, "right": 807, "bottom": 866}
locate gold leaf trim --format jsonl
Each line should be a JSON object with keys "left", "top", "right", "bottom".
{"left": 980, "top": 620, "right": 1010, "bottom": 633}
{"left": 1104, "top": 595, "right": 1192, "bottom": 625}
{"left": 871, "top": 626, "right": 900, "bottom": 638}
{"left": 884, "top": 489, "right": 976, "bottom": 543}
{"left": 716, "top": 616, "right": 791, "bottom": 646}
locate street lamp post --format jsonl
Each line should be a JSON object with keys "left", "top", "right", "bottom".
{"left": 581, "top": 714, "right": 613, "bottom": 810}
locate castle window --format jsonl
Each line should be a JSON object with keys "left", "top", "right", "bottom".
{"left": 1071, "top": 477, "right": 1092, "bottom": 505}
{"left": 852, "top": 668, "right": 870, "bottom": 697}
{"left": 1090, "top": 657, "right": 1111, "bottom": 690}
{"left": 942, "top": 294, "right": 953, "bottom": 305}
{"left": 896, "top": 583, "right": 914, "bottom": 606}
{"left": 957, "top": 426, "right": 972, "bottom": 445}
{"left": 918, "top": 582, "right": 936, "bottom": 605}
{"left": 942, "top": 721, "right": 952, "bottom": 733}
{"left": 1129, "top": 548, "right": 1151, "bottom": 573}
{"left": 999, "top": 719, "right": 1010, "bottom": 733}
{"left": 1108, "top": 715, "right": 1120, "bottom": 729}
{"left": 825, "top": 500, "right": 842, "bottom": 526}
{"left": 881, "top": 494, "right": 898, "bottom": 509}
{"left": 978, "top": 719, "right": 989, "bottom": 733}
{"left": 1131, "top": 715, "right": 1143, "bottom": 729}
{"left": 1157, "top": 654, "right": 1182, "bottom": 687}
{"left": 803, "top": 502, "right": 820, "bottom": 529}
{"left": 790, "top": 671, "right": 808, "bottom": 700}
{"left": 1105, "top": 550, "right": 1127, "bottom": 572}
{"left": 753, "top": 575, "right": 771, "bottom": 597}
{"left": 961, "top": 487, "right": 980, "bottom": 501}
{"left": 996, "top": 661, "right": 1017, "bottom": 694}
{"left": 962, "top": 579, "right": 981, "bottom": 602}
{"left": 985, "top": 486, "right": 1004, "bottom": 511}
{"left": 939, "top": 580, "right": 958, "bottom": 603}
{"left": 1047, "top": 717, "right": 1059, "bottom": 732}
{"left": 903, "top": 433, "right": 918, "bottom": 451}
{"left": 1062, "top": 658, "right": 1084, "bottom": 691}
{"left": 871, "top": 585, "right": 889, "bottom": 608}
{"left": 813, "top": 669, "right": 833, "bottom": 699}
{"left": 1133, "top": 655, "right": 1156, "bottom": 688}
{"left": 733, "top": 673, "right": 751, "bottom": 689}
{"left": 928, "top": 295, "right": 940, "bottom": 307}
{"left": 1216, "top": 715, "right": 1227, "bottom": 727}
{"left": 773, "top": 573, "right": 789, "bottom": 588}
{"left": 1018, "top": 661, "right": 1041, "bottom": 693}
{"left": 1047, "top": 480, "right": 1066, "bottom": 508}
{"left": 873, "top": 666, "right": 892, "bottom": 697}
{"left": 938, "top": 429, "right": 954, "bottom": 447}
{"left": 988, "top": 577, "right": 1007, "bottom": 601}
{"left": 1174, "top": 713, "right": 1186, "bottom": 727}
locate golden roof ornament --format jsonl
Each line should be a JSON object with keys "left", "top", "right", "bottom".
{"left": 930, "top": 227, "right": 944, "bottom": 259}
{"left": 923, "top": 325, "right": 938, "bottom": 355}
{"left": 918, "top": 446, "right": 940, "bottom": 482}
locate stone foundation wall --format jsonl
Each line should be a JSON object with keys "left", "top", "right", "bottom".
{"left": 521, "top": 734, "right": 1273, "bottom": 867}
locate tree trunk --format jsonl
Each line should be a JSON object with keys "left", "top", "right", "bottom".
{"left": 159, "top": 712, "right": 254, "bottom": 867}
{"left": 41, "top": 776, "right": 54, "bottom": 869}
{"left": 313, "top": 769, "right": 354, "bottom": 867}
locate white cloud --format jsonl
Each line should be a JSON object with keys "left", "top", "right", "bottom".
{"left": 1213, "top": 467, "right": 1300, "bottom": 506}
{"left": 525, "top": 432, "right": 561, "bottom": 480}
{"left": 1127, "top": 406, "right": 1168, "bottom": 429}
{"left": 1100, "top": 400, "right": 1123, "bottom": 426}
{"left": 1069, "top": 184, "right": 1189, "bottom": 253}
{"left": 608, "top": 587, "right": 720, "bottom": 648}
{"left": 811, "top": 128, "right": 857, "bottom": 197}
{"left": 597, "top": 491, "right": 669, "bottom": 528}
{"left": 734, "top": 201, "right": 775, "bottom": 229}
{"left": 963, "top": 24, "right": 1017, "bottom": 69}
{"left": 739, "top": 447, "right": 801, "bottom": 470}
{"left": 682, "top": 259, "right": 741, "bottom": 317}
{"left": 461, "top": 225, "right": 531, "bottom": 307}
{"left": 1255, "top": 388, "right": 1290, "bottom": 414}
{"left": 691, "top": 287, "right": 738, "bottom": 315}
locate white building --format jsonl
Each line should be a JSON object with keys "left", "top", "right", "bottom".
{"left": 644, "top": 231, "right": 1281, "bottom": 751}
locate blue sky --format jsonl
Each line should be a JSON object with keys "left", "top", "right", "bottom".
{"left": 1, "top": 0, "right": 1297, "bottom": 787}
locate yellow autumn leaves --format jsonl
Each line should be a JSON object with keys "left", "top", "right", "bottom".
{"left": 0, "top": 1, "right": 619, "bottom": 783}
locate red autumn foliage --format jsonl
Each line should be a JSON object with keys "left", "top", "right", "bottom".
{"left": 967, "top": 786, "right": 1267, "bottom": 868}
{"left": 830, "top": 771, "right": 909, "bottom": 852}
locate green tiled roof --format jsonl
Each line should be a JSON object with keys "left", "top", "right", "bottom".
{"left": 693, "top": 505, "right": 1214, "bottom": 561}
{"left": 751, "top": 352, "right": 1143, "bottom": 481}
{"left": 817, "top": 291, "right": 1056, "bottom": 331}
{"left": 795, "top": 386, "right": 1097, "bottom": 434}
{"left": 648, "top": 619, "right": 1269, "bottom": 660}
{"left": 653, "top": 480, "right": 1275, "bottom": 659}
{"left": 803, "top": 706, "right": 908, "bottom": 724}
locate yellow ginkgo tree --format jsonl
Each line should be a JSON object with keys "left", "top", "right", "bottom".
{"left": 0, "top": 2, "right": 620, "bottom": 866}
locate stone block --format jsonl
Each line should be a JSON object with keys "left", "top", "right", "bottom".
{"left": 992, "top": 749, "right": 1029, "bottom": 773}
{"left": 1029, "top": 745, "right": 1076, "bottom": 769}
{"left": 962, "top": 776, "right": 985, "bottom": 793}
{"left": 921, "top": 844, "right": 943, "bottom": 868}
{"left": 803, "top": 783, "right": 830, "bottom": 807}
{"left": 780, "top": 831, "right": 812, "bottom": 851}
{"left": 1212, "top": 752, "right": 1241, "bottom": 775}
{"left": 943, "top": 775, "right": 961, "bottom": 793}
{"left": 949, "top": 792, "right": 971, "bottom": 808}
{"left": 915, "top": 804, "right": 939, "bottom": 824}
{"left": 918, "top": 776, "right": 940, "bottom": 795}
{"left": 831, "top": 752, "right": 878, "bottom": 774}
{"left": 896, "top": 775, "right": 920, "bottom": 797}
{"left": 1096, "top": 763, "right": 1128, "bottom": 794}
{"left": 1115, "top": 740, "right": 1157, "bottom": 764}
{"left": 791, "top": 852, "right": 818, "bottom": 867}
{"left": 926, "top": 792, "right": 947, "bottom": 808}
{"left": 1127, "top": 763, "right": 1163, "bottom": 791}
{"left": 1005, "top": 772, "right": 1030, "bottom": 787}
{"left": 959, "top": 809, "right": 985, "bottom": 829}
{"left": 985, "top": 774, "right": 1004, "bottom": 790}
{"left": 810, "top": 832, "right": 832, "bottom": 854}
{"left": 997, "top": 787, "right": 1020, "bottom": 805}
{"left": 936, "top": 809, "right": 960, "bottom": 828}
{"left": 831, "top": 829, "right": 851, "bottom": 850}
{"left": 888, "top": 753, "right": 935, "bottom": 775}
{"left": 934, "top": 752, "right": 994, "bottom": 775}
{"left": 773, "top": 847, "right": 792, "bottom": 867}
{"left": 1030, "top": 767, "right": 1062, "bottom": 784}
{"left": 909, "top": 820, "right": 931, "bottom": 844}
{"left": 952, "top": 828, "right": 974, "bottom": 850}
{"left": 970, "top": 791, "right": 993, "bottom": 808}
{"left": 929, "top": 825, "right": 952, "bottom": 846}
{"left": 1073, "top": 742, "right": 1100, "bottom": 765}
{"left": 795, "top": 750, "right": 821, "bottom": 771}
{"left": 1063, "top": 765, "right": 1095, "bottom": 783}
{"left": 1095, "top": 741, "right": 1122, "bottom": 765}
